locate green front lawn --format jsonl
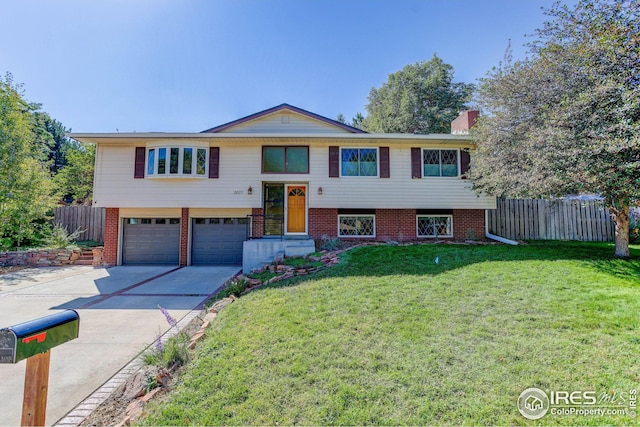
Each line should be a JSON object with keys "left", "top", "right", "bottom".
{"left": 141, "top": 242, "right": 640, "bottom": 426}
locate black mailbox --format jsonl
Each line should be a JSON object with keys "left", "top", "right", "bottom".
{"left": 0, "top": 310, "right": 79, "bottom": 364}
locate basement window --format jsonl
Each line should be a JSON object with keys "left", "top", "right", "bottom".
{"left": 417, "top": 215, "right": 453, "bottom": 238}
{"left": 338, "top": 215, "right": 375, "bottom": 237}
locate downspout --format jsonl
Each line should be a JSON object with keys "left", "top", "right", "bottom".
{"left": 485, "top": 210, "right": 518, "bottom": 245}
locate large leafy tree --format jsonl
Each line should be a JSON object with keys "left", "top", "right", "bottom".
{"left": 363, "top": 54, "right": 474, "bottom": 134}
{"left": 335, "top": 112, "right": 366, "bottom": 130}
{"left": 0, "top": 74, "right": 57, "bottom": 249}
{"left": 53, "top": 142, "right": 95, "bottom": 205}
{"left": 32, "top": 111, "right": 74, "bottom": 174}
{"left": 470, "top": 0, "right": 640, "bottom": 257}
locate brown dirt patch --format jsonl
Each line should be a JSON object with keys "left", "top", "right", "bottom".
{"left": 0, "top": 265, "right": 32, "bottom": 276}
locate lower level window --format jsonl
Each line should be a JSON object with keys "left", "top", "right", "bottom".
{"left": 339, "top": 215, "right": 375, "bottom": 237}
{"left": 417, "top": 215, "right": 453, "bottom": 238}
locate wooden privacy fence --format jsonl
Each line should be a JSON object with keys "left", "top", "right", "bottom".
{"left": 53, "top": 206, "right": 106, "bottom": 243}
{"left": 488, "top": 198, "right": 615, "bottom": 242}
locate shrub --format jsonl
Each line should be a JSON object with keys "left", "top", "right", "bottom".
{"left": 216, "top": 278, "right": 249, "bottom": 299}
{"left": 143, "top": 333, "right": 190, "bottom": 369}
{"left": 466, "top": 228, "right": 476, "bottom": 241}
{"left": 144, "top": 306, "right": 190, "bottom": 369}
{"left": 46, "top": 223, "right": 84, "bottom": 249}
{"left": 319, "top": 235, "right": 346, "bottom": 251}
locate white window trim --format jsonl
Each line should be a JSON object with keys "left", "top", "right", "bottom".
{"left": 421, "top": 148, "right": 461, "bottom": 178}
{"left": 338, "top": 214, "right": 376, "bottom": 238}
{"left": 146, "top": 146, "right": 208, "bottom": 178}
{"left": 416, "top": 214, "right": 453, "bottom": 238}
{"left": 339, "top": 147, "right": 379, "bottom": 178}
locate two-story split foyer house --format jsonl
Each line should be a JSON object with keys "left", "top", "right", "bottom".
{"left": 70, "top": 104, "right": 496, "bottom": 272}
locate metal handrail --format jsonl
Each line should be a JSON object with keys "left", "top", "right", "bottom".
{"left": 246, "top": 214, "right": 284, "bottom": 241}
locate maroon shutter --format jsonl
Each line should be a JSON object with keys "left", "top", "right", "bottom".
{"left": 460, "top": 149, "right": 471, "bottom": 178}
{"left": 134, "top": 147, "right": 145, "bottom": 178}
{"left": 411, "top": 147, "right": 421, "bottom": 179}
{"left": 209, "top": 147, "right": 220, "bottom": 178}
{"left": 379, "top": 147, "right": 390, "bottom": 178}
{"left": 329, "top": 146, "right": 339, "bottom": 177}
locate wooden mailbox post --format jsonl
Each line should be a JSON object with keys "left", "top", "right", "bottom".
{"left": 0, "top": 310, "right": 80, "bottom": 426}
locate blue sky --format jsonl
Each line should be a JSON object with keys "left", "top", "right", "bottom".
{"left": 2, "top": 0, "right": 560, "bottom": 132}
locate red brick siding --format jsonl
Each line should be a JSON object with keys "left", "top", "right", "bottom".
{"left": 375, "top": 209, "right": 416, "bottom": 242}
{"left": 453, "top": 209, "right": 486, "bottom": 240}
{"left": 251, "top": 208, "right": 264, "bottom": 238}
{"left": 307, "top": 208, "right": 486, "bottom": 242}
{"left": 180, "top": 208, "right": 189, "bottom": 266}
{"left": 308, "top": 208, "right": 338, "bottom": 239}
{"left": 103, "top": 208, "right": 119, "bottom": 265}
{"left": 451, "top": 110, "right": 479, "bottom": 134}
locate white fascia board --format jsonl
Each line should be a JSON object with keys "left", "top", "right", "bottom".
{"left": 67, "top": 132, "right": 474, "bottom": 146}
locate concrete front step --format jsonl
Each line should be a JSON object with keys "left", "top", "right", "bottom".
{"left": 243, "top": 239, "right": 315, "bottom": 273}
{"left": 73, "top": 260, "right": 94, "bottom": 265}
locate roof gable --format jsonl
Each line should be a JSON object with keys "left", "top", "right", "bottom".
{"left": 201, "top": 103, "right": 366, "bottom": 134}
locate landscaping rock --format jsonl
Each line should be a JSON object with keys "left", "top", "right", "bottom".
{"left": 92, "top": 247, "right": 104, "bottom": 266}
{"left": 119, "top": 369, "right": 152, "bottom": 401}
{"left": 188, "top": 331, "right": 206, "bottom": 349}
{"left": 0, "top": 248, "right": 94, "bottom": 267}
{"left": 155, "top": 369, "right": 171, "bottom": 388}
{"left": 125, "top": 400, "right": 145, "bottom": 419}
{"left": 209, "top": 296, "right": 235, "bottom": 313}
{"left": 140, "top": 387, "right": 164, "bottom": 403}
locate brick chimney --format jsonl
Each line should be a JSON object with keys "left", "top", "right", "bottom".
{"left": 451, "top": 110, "right": 479, "bottom": 135}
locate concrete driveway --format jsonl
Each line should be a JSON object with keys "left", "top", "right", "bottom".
{"left": 0, "top": 265, "right": 240, "bottom": 426}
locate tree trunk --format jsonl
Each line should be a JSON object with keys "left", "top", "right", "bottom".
{"left": 609, "top": 202, "right": 630, "bottom": 258}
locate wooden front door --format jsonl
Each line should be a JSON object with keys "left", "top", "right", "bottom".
{"left": 287, "top": 186, "right": 306, "bottom": 233}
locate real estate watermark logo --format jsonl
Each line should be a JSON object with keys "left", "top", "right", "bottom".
{"left": 518, "top": 387, "right": 637, "bottom": 420}
{"left": 518, "top": 388, "right": 550, "bottom": 420}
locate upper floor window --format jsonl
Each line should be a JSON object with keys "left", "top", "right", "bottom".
{"left": 341, "top": 148, "right": 377, "bottom": 177}
{"left": 147, "top": 146, "right": 207, "bottom": 177}
{"left": 423, "top": 149, "right": 458, "bottom": 177}
{"left": 262, "top": 146, "right": 309, "bottom": 173}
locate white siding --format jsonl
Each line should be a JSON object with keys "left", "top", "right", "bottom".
{"left": 189, "top": 208, "right": 252, "bottom": 217}
{"left": 94, "top": 143, "right": 264, "bottom": 208}
{"left": 305, "top": 143, "right": 496, "bottom": 209}
{"left": 94, "top": 140, "right": 496, "bottom": 209}
{"left": 119, "top": 208, "right": 181, "bottom": 217}
{"left": 219, "top": 112, "right": 350, "bottom": 134}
